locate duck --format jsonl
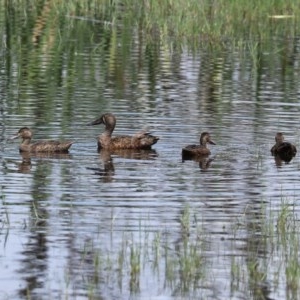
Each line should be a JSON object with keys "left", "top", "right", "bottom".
{"left": 182, "top": 132, "right": 216, "bottom": 158}
{"left": 87, "top": 113, "right": 159, "bottom": 150}
{"left": 10, "top": 127, "right": 74, "bottom": 153}
{"left": 270, "top": 132, "right": 297, "bottom": 157}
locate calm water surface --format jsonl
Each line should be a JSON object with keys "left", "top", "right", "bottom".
{"left": 1, "top": 13, "right": 300, "bottom": 300}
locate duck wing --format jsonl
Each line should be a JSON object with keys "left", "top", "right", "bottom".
{"left": 32, "top": 140, "right": 74, "bottom": 152}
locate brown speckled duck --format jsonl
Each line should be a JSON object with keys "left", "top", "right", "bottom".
{"left": 182, "top": 132, "right": 216, "bottom": 158}
{"left": 271, "top": 132, "right": 297, "bottom": 157}
{"left": 87, "top": 113, "right": 159, "bottom": 150}
{"left": 11, "top": 127, "right": 74, "bottom": 153}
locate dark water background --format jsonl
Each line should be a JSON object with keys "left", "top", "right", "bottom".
{"left": 0, "top": 4, "right": 300, "bottom": 300}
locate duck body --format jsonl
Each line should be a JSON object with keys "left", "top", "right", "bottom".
{"left": 98, "top": 132, "right": 158, "bottom": 150}
{"left": 11, "top": 127, "right": 74, "bottom": 153}
{"left": 88, "top": 113, "right": 159, "bottom": 150}
{"left": 271, "top": 132, "right": 297, "bottom": 157}
{"left": 182, "top": 132, "right": 215, "bottom": 159}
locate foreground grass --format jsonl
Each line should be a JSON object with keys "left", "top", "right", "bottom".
{"left": 230, "top": 200, "right": 300, "bottom": 299}
{"left": 5, "top": 199, "right": 300, "bottom": 299}
{"left": 47, "top": 202, "right": 300, "bottom": 299}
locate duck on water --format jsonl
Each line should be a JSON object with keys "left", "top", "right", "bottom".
{"left": 11, "top": 127, "right": 74, "bottom": 153}
{"left": 87, "top": 113, "right": 159, "bottom": 150}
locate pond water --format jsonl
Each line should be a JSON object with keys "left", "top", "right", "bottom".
{"left": 1, "top": 7, "right": 300, "bottom": 300}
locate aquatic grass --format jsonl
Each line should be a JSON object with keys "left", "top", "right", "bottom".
{"left": 180, "top": 204, "right": 191, "bottom": 236}
{"left": 0, "top": 191, "right": 10, "bottom": 249}
{"left": 163, "top": 235, "right": 207, "bottom": 296}
{"left": 152, "top": 231, "right": 161, "bottom": 270}
{"left": 180, "top": 238, "right": 206, "bottom": 289}
{"left": 3, "top": 0, "right": 300, "bottom": 100}
{"left": 1, "top": 189, "right": 10, "bottom": 226}
{"left": 58, "top": 199, "right": 300, "bottom": 299}
{"left": 4, "top": 0, "right": 300, "bottom": 50}
{"left": 31, "top": 201, "right": 49, "bottom": 225}
{"left": 129, "top": 239, "right": 141, "bottom": 292}
{"left": 264, "top": 198, "right": 300, "bottom": 294}
{"left": 275, "top": 203, "right": 300, "bottom": 294}
{"left": 230, "top": 255, "right": 245, "bottom": 292}
{"left": 121, "top": 0, "right": 300, "bottom": 47}
{"left": 276, "top": 199, "right": 296, "bottom": 236}
{"left": 63, "top": 212, "right": 209, "bottom": 297}
{"left": 228, "top": 198, "right": 300, "bottom": 298}
{"left": 285, "top": 237, "right": 300, "bottom": 291}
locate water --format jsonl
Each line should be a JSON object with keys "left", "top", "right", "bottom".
{"left": 1, "top": 9, "right": 300, "bottom": 300}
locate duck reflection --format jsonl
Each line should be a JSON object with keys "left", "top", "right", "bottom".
{"left": 18, "top": 224, "right": 48, "bottom": 298}
{"left": 18, "top": 152, "right": 32, "bottom": 173}
{"left": 110, "top": 148, "right": 158, "bottom": 160}
{"left": 28, "top": 152, "right": 72, "bottom": 159}
{"left": 273, "top": 153, "right": 295, "bottom": 166}
{"left": 17, "top": 152, "right": 72, "bottom": 173}
{"left": 87, "top": 149, "right": 158, "bottom": 182}
{"left": 87, "top": 150, "right": 115, "bottom": 182}
{"left": 182, "top": 155, "right": 214, "bottom": 171}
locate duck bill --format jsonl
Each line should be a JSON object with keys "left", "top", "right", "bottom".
{"left": 209, "top": 140, "right": 216, "bottom": 145}
{"left": 87, "top": 117, "right": 103, "bottom": 126}
{"left": 9, "top": 134, "right": 20, "bottom": 140}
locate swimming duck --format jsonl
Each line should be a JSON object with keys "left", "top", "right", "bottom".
{"left": 182, "top": 132, "right": 216, "bottom": 158}
{"left": 11, "top": 127, "right": 74, "bottom": 153}
{"left": 87, "top": 113, "right": 159, "bottom": 150}
{"left": 270, "top": 132, "right": 297, "bottom": 157}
